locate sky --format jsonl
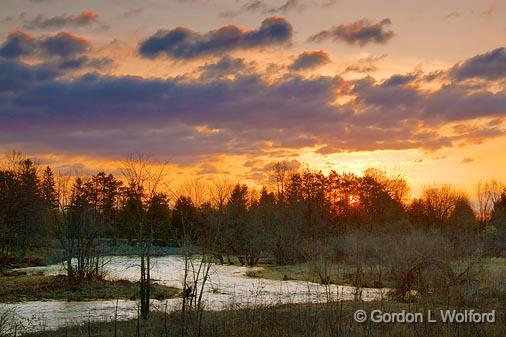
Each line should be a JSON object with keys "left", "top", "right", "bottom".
{"left": 0, "top": 0, "right": 505, "bottom": 196}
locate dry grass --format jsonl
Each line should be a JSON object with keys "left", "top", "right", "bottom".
{"left": 248, "top": 257, "right": 506, "bottom": 298}
{"left": 0, "top": 275, "right": 180, "bottom": 302}
{"left": 23, "top": 300, "right": 506, "bottom": 337}
{"left": 247, "top": 262, "right": 393, "bottom": 287}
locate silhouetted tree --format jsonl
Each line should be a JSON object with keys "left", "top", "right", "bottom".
{"left": 476, "top": 180, "right": 503, "bottom": 231}
{"left": 82, "top": 172, "right": 122, "bottom": 239}
{"left": 490, "top": 189, "right": 506, "bottom": 237}
{"left": 41, "top": 166, "right": 58, "bottom": 210}
{"left": 120, "top": 154, "right": 167, "bottom": 319}
{"left": 146, "top": 192, "right": 172, "bottom": 244}
{"left": 1, "top": 159, "right": 59, "bottom": 258}
{"left": 0, "top": 170, "right": 18, "bottom": 255}
{"left": 117, "top": 184, "right": 144, "bottom": 241}
{"left": 225, "top": 184, "right": 250, "bottom": 264}
{"left": 449, "top": 196, "right": 476, "bottom": 236}
{"left": 248, "top": 188, "right": 278, "bottom": 265}
{"left": 408, "top": 184, "right": 478, "bottom": 239}
{"left": 171, "top": 196, "right": 199, "bottom": 242}
{"left": 56, "top": 176, "right": 107, "bottom": 281}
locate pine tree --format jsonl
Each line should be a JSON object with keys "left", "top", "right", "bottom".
{"left": 16, "top": 159, "right": 44, "bottom": 256}
{"left": 41, "top": 166, "right": 58, "bottom": 210}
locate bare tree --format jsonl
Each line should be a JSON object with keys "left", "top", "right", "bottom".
{"left": 121, "top": 154, "right": 167, "bottom": 319}
{"left": 476, "top": 180, "right": 504, "bottom": 230}
{"left": 269, "top": 160, "right": 301, "bottom": 201}
{"left": 171, "top": 178, "right": 208, "bottom": 207}
{"left": 420, "top": 184, "right": 464, "bottom": 232}
{"left": 54, "top": 172, "right": 107, "bottom": 282}
{"left": 205, "top": 177, "right": 234, "bottom": 263}
{"left": 180, "top": 204, "right": 218, "bottom": 337}
{"left": 208, "top": 176, "right": 233, "bottom": 210}
{"left": 363, "top": 167, "right": 411, "bottom": 203}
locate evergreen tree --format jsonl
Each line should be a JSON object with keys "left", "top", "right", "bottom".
{"left": 0, "top": 170, "right": 19, "bottom": 255}
{"left": 16, "top": 159, "right": 45, "bottom": 256}
{"left": 171, "top": 196, "right": 199, "bottom": 242}
{"left": 41, "top": 166, "right": 58, "bottom": 210}
{"left": 225, "top": 184, "right": 249, "bottom": 262}
{"left": 146, "top": 192, "right": 171, "bottom": 244}
{"left": 117, "top": 184, "right": 145, "bottom": 241}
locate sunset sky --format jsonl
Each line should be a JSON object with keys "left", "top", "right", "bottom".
{"left": 1, "top": 0, "right": 505, "bottom": 196}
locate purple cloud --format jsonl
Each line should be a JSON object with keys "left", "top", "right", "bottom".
{"left": 0, "top": 30, "right": 112, "bottom": 73}
{"left": 198, "top": 56, "right": 247, "bottom": 80}
{"left": 449, "top": 47, "right": 506, "bottom": 81}
{"left": 289, "top": 50, "right": 331, "bottom": 71}
{"left": 138, "top": 17, "right": 293, "bottom": 59}
{"left": 309, "top": 18, "right": 395, "bottom": 46}
{"left": 0, "top": 30, "right": 89, "bottom": 59}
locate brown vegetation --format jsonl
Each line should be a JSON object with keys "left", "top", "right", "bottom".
{"left": 22, "top": 300, "right": 506, "bottom": 337}
{"left": 0, "top": 275, "right": 179, "bottom": 302}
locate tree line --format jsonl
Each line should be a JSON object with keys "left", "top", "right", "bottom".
{"left": 1, "top": 155, "right": 505, "bottom": 270}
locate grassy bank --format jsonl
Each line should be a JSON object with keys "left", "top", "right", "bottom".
{"left": 22, "top": 301, "right": 505, "bottom": 337}
{"left": 246, "top": 257, "right": 506, "bottom": 290}
{"left": 0, "top": 275, "right": 180, "bottom": 302}
{"left": 245, "top": 262, "right": 401, "bottom": 288}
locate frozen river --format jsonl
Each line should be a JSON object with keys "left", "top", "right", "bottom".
{"left": 2, "top": 256, "right": 386, "bottom": 333}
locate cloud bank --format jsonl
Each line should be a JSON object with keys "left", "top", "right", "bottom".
{"left": 0, "top": 30, "right": 504, "bottom": 164}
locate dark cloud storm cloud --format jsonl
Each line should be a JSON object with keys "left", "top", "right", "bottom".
{"left": 289, "top": 50, "right": 330, "bottom": 71}
{"left": 40, "top": 32, "right": 90, "bottom": 58}
{"left": 0, "top": 30, "right": 89, "bottom": 59}
{"left": 309, "top": 18, "right": 395, "bottom": 46}
{"left": 0, "top": 30, "right": 111, "bottom": 72}
{"left": 0, "top": 30, "right": 36, "bottom": 58}
{"left": 381, "top": 72, "right": 419, "bottom": 87}
{"left": 449, "top": 47, "right": 506, "bottom": 81}
{"left": 198, "top": 56, "right": 247, "bottom": 80}
{"left": 138, "top": 17, "right": 293, "bottom": 59}
{"left": 0, "top": 58, "right": 60, "bottom": 92}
